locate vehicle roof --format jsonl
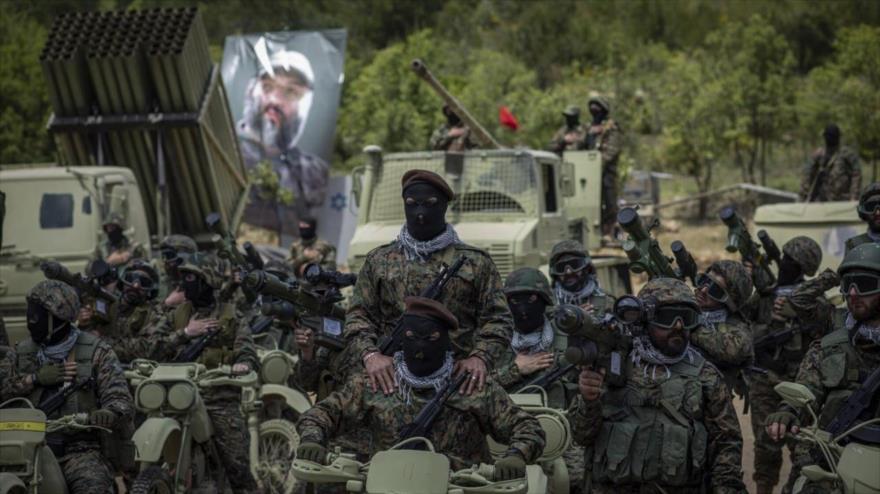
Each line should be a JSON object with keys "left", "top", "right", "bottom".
{"left": 0, "top": 165, "right": 135, "bottom": 180}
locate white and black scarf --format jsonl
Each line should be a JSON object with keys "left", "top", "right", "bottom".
{"left": 37, "top": 327, "right": 80, "bottom": 365}
{"left": 701, "top": 308, "right": 729, "bottom": 331}
{"left": 554, "top": 276, "right": 600, "bottom": 306}
{"left": 630, "top": 335, "right": 699, "bottom": 380}
{"left": 511, "top": 320, "right": 555, "bottom": 354}
{"left": 844, "top": 312, "right": 880, "bottom": 346}
{"left": 393, "top": 351, "right": 455, "bottom": 405}
{"left": 396, "top": 224, "right": 461, "bottom": 262}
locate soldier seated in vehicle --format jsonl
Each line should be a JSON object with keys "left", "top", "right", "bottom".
{"left": 572, "top": 278, "right": 746, "bottom": 494}
{"left": 8, "top": 280, "right": 134, "bottom": 494}
{"left": 549, "top": 240, "right": 613, "bottom": 312}
{"left": 766, "top": 242, "right": 880, "bottom": 493}
{"left": 430, "top": 104, "right": 477, "bottom": 151}
{"left": 288, "top": 217, "right": 337, "bottom": 273}
{"left": 100, "top": 212, "right": 146, "bottom": 267}
{"left": 297, "top": 296, "right": 545, "bottom": 479}
{"left": 157, "top": 233, "right": 198, "bottom": 306}
{"left": 548, "top": 106, "right": 586, "bottom": 155}
{"left": 101, "top": 259, "right": 165, "bottom": 363}
{"left": 846, "top": 182, "right": 880, "bottom": 253}
{"left": 145, "top": 253, "right": 260, "bottom": 493}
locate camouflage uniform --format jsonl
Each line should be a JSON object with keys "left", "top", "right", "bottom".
{"left": 145, "top": 254, "right": 259, "bottom": 493}
{"left": 297, "top": 373, "right": 545, "bottom": 471}
{"left": 748, "top": 237, "right": 828, "bottom": 491}
{"left": 157, "top": 234, "right": 198, "bottom": 300}
{"left": 548, "top": 240, "right": 613, "bottom": 313}
{"left": 430, "top": 123, "right": 477, "bottom": 151}
{"left": 344, "top": 242, "right": 513, "bottom": 372}
{"left": 845, "top": 182, "right": 880, "bottom": 253}
{"left": 100, "top": 212, "right": 146, "bottom": 266}
{"left": 691, "top": 260, "right": 754, "bottom": 392}
{"left": 569, "top": 278, "right": 745, "bottom": 493}
{"left": 582, "top": 96, "right": 623, "bottom": 235}
{"left": 288, "top": 237, "right": 337, "bottom": 272}
{"left": 548, "top": 106, "right": 587, "bottom": 155}
{"left": 799, "top": 145, "right": 861, "bottom": 202}
{"left": 11, "top": 280, "right": 134, "bottom": 494}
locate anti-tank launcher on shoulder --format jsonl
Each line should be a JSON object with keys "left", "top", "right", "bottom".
{"left": 618, "top": 206, "right": 698, "bottom": 283}
{"left": 719, "top": 206, "right": 777, "bottom": 292}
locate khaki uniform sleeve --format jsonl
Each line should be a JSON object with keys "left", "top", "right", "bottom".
{"left": 491, "top": 348, "right": 523, "bottom": 389}
{"left": 471, "top": 256, "right": 514, "bottom": 368}
{"left": 690, "top": 319, "right": 753, "bottom": 368}
{"left": 701, "top": 365, "right": 746, "bottom": 493}
{"left": 93, "top": 341, "right": 134, "bottom": 420}
{"left": 568, "top": 395, "right": 604, "bottom": 447}
{"left": 789, "top": 269, "right": 839, "bottom": 329}
{"left": 600, "top": 123, "right": 622, "bottom": 164}
{"left": 479, "top": 382, "right": 545, "bottom": 462}
{"left": 343, "top": 252, "right": 382, "bottom": 361}
{"left": 296, "top": 375, "right": 367, "bottom": 445}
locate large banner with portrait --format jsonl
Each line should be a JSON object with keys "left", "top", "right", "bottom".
{"left": 222, "top": 30, "right": 347, "bottom": 242}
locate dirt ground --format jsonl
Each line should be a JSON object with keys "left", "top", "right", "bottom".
{"left": 735, "top": 397, "right": 792, "bottom": 494}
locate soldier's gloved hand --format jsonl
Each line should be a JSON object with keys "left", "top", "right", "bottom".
{"left": 765, "top": 411, "right": 800, "bottom": 441}
{"left": 296, "top": 442, "right": 328, "bottom": 464}
{"left": 494, "top": 453, "right": 526, "bottom": 481}
{"left": 36, "top": 362, "right": 65, "bottom": 386}
{"left": 89, "top": 409, "right": 117, "bottom": 428}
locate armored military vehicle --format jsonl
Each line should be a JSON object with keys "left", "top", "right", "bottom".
{"left": 346, "top": 60, "right": 631, "bottom": 296}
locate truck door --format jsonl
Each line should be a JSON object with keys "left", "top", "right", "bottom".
{"left": 537, "top": 160, "right": 567, "bottom": 254}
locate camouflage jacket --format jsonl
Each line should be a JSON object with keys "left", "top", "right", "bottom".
{"left": 799, "top": 146, "right": 861, "bottom": 202}
{"left": 548, "top": 124, "right": 587, "bottom": 154}
{"left": 690, "top": 313, "right": 753, "bottom": 381}
{"left": 582, "top": 119, "right": 622, "bottom": 167}
{"left": 297, "top": 373, "right": 546, "bottom": 470}
{"left": 344, "top": 242, "right": 513, "bottom": 368}
{"left": 9, "top": 332, "right": 133, "bottom": 422}
{"left": 430, "top": 123, "right": 477, "bottom": 151}
{"left": 788, "top": 269, "right": 842, "bottom": 329}
{"left": 0, "top": 346, "right": 17, "bottom": 402}
{"left": 103, "top": 300, "right": 163, "bottom": 363}
{"left": 288, "top": 237, "right": 337, "bottom": 272}
{"left": 569, "top": 354, "right": 745, "bottom": 493}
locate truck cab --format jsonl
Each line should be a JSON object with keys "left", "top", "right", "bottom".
{"left": 0, "top": 165, "right": 150, "bottom": 342}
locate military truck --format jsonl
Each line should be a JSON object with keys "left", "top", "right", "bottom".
{"left": 346, "top": 60, "right": 631, "bottom": 295}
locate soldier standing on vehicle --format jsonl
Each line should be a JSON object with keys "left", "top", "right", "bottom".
{"left": 146, "top": 253, "right": 259, "bottom": 493}
{"left": 747, "top": 237, "right": 827, "bottom": 494}
{"left": 101, "top": 260, "right": 164, "bottom": 363}
{"left": 692, "top": 260, "right": 754, "bottom": 394}
{"left": 8, "top": 280, "right": 133, "bottom": 494}
{"left": 430, "top": 104, "right": 477, "bottom": 151}
{"left": 799, "top": 123, "right": 861, "bottom": 202}
{"left": 344, "top": 169, "right": 513, "bottom": 396}
{"left": 298, "top": 296, "right": 545, "bottom": 477}
{"left": 548, "top": 106, "right": 586, "bottom": 155}
{"left": 582, "top": 96, "right": 623, "bottom": 239}
{"left": 766, "top": 242, "right": 880, "bottom": 493}
{"left": 100, "top": 213, "right": 146, "bottom": 267}
{"left": 158, "top": 234, "right": 198, "bottom": 304}
{"left": 288, "top": 217, "right": 337, "bottom": 273}
{"left": 570, "top": 278, "right": 746, "bottom": 493}
{"left": 493, "top": 267, "right": 585, "bottom": 492}
{"left": 549, "top": 240, "right": 612, "bottom": 313}
{"left": 846, "top": 182, "right": 880, "bottom": 253}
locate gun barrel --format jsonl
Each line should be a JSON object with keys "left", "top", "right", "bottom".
{"left": 554, "top": 305, "right": 586, "bottom": 334}
{"left": 410, "top": 58, "right": 502, "bottom": 150}
{"left": 671, "top": 240, "right": 698, "bottom": 282}
{"left": 261, "top": 301, "right": 297, "bottom": 320}
{"left": 564, "top": 341, "right": 598, "bottom": 367}
{"left": 617, "top": 207, "right": 649, "bottom": 242}
{"left": 243, "top": 242, "right": 264, "bottom": 270}
{"left": 758, "top": 230, "right": 782, "bottom": 263}
{"left": 41, "top": 261, "right": 77, "bottom": 285}
{"left": 244, "top": 270, "right": 290, "bottom": 300}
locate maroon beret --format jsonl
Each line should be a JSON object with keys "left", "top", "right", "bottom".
{"left": 401, "top": 169, "right": 454, "bottom": 200}
{"left": 403, "top": 296, "right": 459, "bottom": 331}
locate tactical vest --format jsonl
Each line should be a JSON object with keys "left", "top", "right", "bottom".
{"left": 589, "top": 354, "right": 709, "bottom": 486}
{"left": 173, "top": 302, "right": 237, "bottom": 369}
{"left": 16, "top": 332, "right": 99, "bottom": 418}
{"left": 816, "top": 325, "right": 879, "bottom": 427}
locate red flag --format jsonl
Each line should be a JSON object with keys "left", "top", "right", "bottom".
{"left": 499, "top": 105, "right": 519, "bottom": 131}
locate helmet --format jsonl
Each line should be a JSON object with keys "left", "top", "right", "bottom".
{"left": 120, "top": 259, "right": 160, "bottom": 300}
{"left": 782, "top": 236, "right": 822, "bottom": 277}
{"left": 27, "top": 280, "right": 81, "bottom": 323}
{"left": 562, "top": 105, "right": 580, "bottom": 118}
{"left": 503, "top": 268, "right": 554, "bottom": 305}
{"left": 708, "top": 260, "right": 753, "bottom": 311}
{"left": 102, "top": 212, "right": 127, "bottom": 229}
{"left": 857, "top": 182, "right": 880, "bottom": 221}
{"left": 177, "top": 252, "right": 222, "bottom": 289}
{"left": 160, "top": 234, "right": 197, "bottom": 254}
{"left": 549, "top": 240, "right": 591, "bottom": 268}
{"left": 588, "top": 95, "right": 611, "bottom": 113}
{"left": 638, "top": 277, "right": 698, "bottom": 309}
{"left": 838, "top": 242, "right": 880, "bottom": 276}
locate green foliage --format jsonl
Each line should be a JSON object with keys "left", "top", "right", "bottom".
{"left": 248, "top": 161, "right": 295, "bottom": 205}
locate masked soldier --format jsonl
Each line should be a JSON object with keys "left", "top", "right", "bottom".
{"left": 298, "top": 296, "right": 545, "bottom": 478}
{"left": 692, "top": 260, "right": 754, "bottom": 391}
{"left": 288, "top": 217, "right": 337, "bottom": 274}
{"left": 846, "top": 182, "right": 880, "bottom": 253}
{"left": 158, "top": 234, "right": 198, "bottom": 303}
{"left": 101, "top": 260, "right": 163, "bottom": 363}
{"left": 494, "top": 267, "right": 585, "bottom": 492}
{"left": 430, "top": 104, "right": 477, "bottom": 151}
{"left": 747, "top": 237, "right": 827, "bottom": 493}
{"left": 9, "top": 280, "right": 133, "bottom": 493}
{"left": 799, "top": 123, "right": 861, "bottom": 202}
{"left": 549, "top": 240, "right": 612, "bottom": 312}
{"left": 100, "top": 213, "right": 146, "bottom": 267}
{"left": 583, "top": 96, "right": 623, "bottom": 238}
{"left": 571, "top": 278, "right": 746, "bottom": 493}
{"left": 766, "top": 242, "right": 880, "bottom": 493}
{"left": 146, "top": 253, "right": 259, "bottom": 493}
{"left": 345, "top": 169, "right": 513, "bottom": 396}
{"left": 548, "top": 106, "right": 586, "bottom": 155}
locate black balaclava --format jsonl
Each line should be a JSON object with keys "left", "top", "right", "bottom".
{"left": 589, "top": 104, "right": 607, "bottom": 125}
{"left": 823, "top": 124, "right": 840, "bottom": 149}
{"left": 401, "top": 314, "right": 451, "bottom": 377}
{"left": 564, "top": 114, "right": 580, "bottom": 130}
{"left": 27, "top": 299, "right": 69, "bottom": 345}
{"left": 509, "top": 294, "right": 548, "bottom": 334}
{"left": 443, "top": 105, "right": 462, "bottom": 127}
{"left": 403, "top": 182, "right": 449, "bottom": 241}
{"left": 777, "top": 255, "right": 804, "bottom": 286}
{"left": 104, "top": 224, "right": 125, "bottom": 246}
{"left": 181, "top": 273, "right": 215, "bottom": 308}
{"left": 299, "top": 219, "right": 317, "bottom": 241}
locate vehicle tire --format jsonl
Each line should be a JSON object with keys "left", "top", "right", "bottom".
{"left": 130, "top": 465, "right": 174, "bottom": 494}
{"left": 257, "top": 418, "right": 300, "bottom": 494}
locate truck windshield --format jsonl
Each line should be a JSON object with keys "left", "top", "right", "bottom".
{"left": 368, "top": 151, "right": 537, "bottom": 222}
